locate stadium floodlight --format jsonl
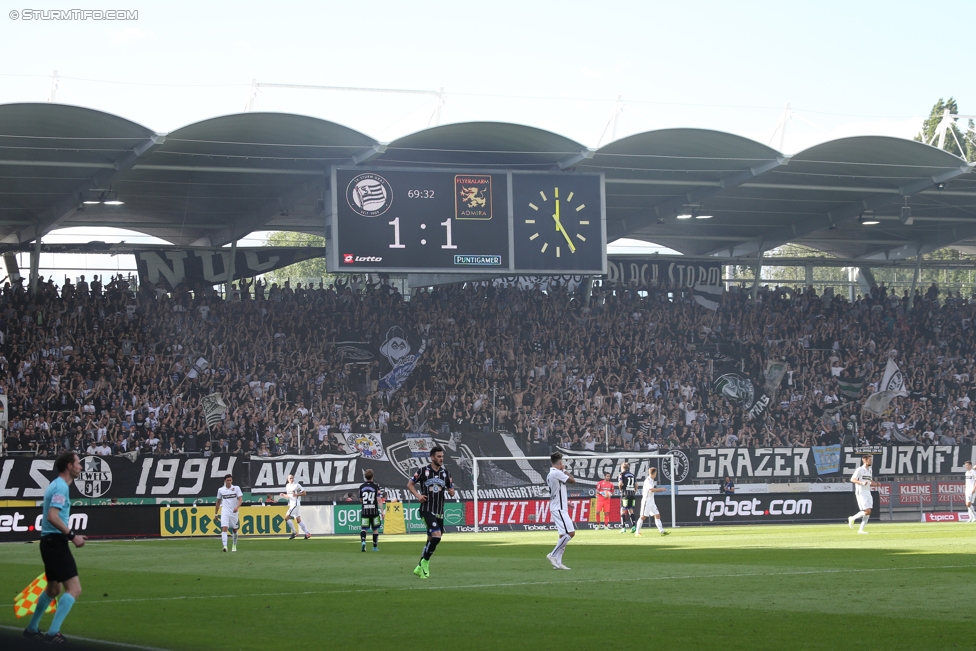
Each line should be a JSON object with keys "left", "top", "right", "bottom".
{"left": 676, "top": 213, "right": 693, "bottom": 219}
{"left": 471, "top": 452, "right": 680, "bottom": 532}
{"left": 82, "top": 190, "right": 124, "bottom": 206}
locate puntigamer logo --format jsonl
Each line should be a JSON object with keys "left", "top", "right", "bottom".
{"left": 454, "top": 255, "right": 501, "bottom": 266}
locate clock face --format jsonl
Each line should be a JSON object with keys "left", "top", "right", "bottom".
{"left": 512, "top": 173, "right": 605, "bottom": 273}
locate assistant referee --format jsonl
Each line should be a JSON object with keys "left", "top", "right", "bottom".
{"left": 23, "top": 451, "right": 86, "bottom": 644}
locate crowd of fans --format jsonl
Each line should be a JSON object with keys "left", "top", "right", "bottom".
{"left": 1, "top": 270, "right": 975, "bottom": 459}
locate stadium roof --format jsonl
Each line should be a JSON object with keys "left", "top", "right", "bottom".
{"left": 1, "top": 102, "right": 974, "bottom": 261}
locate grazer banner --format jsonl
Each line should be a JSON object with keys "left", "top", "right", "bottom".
{"left": 134, "top": 247, "right": 325, "bottom": 290}
{"left": 690, "top": 445, "right": 976, "bottom": 481}
{"left": 0, "top": 505, "right": 160, "bottom": 542}
{"left": 0, "top": 455, "right": 241, "bottom": 500}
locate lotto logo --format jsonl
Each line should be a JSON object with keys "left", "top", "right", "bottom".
{"left": 342, "top": 254, "right": 383, "bottom": 264}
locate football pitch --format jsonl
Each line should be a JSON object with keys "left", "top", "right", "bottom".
{"left": 1, "top": 524, "right": 973, "bottom": 651}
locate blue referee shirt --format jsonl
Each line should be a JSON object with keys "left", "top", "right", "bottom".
{"left": 41, "top": 477, "right": 71, "bottom": 536}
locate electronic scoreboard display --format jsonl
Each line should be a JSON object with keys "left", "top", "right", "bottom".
{"left": 328, "top": 167, "right": 605, "bottom": 275}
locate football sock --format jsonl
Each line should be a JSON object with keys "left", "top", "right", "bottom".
{"left": 299, "top": 521, "right": 309, "bottom": 534}
{"left": 221, "top": 531, "right": 228, "bottom": 547}
{"left": 361, "top": 529, "right": 367, "bottom": 545}
{"left": 232, "top": 531, "right": 238, "bottom": 546}
{"left": 27, "top": 592, "right": 53, "bottom": 632}
{"left": 290, "top": 521, "right": 298, "bottom": 535}
{"left": 551, "top": 534, "right": 570, "bottom": 559}
{"left": 47, "top": 593, "right": 75, "bottom": 634}
{"left": 635, "top": 518, "right": 644, "bottom": 534}
{"left": 859, "top": 515, "right": 869, "bottom": 531}
{"left": 372, "top": 532, "right": 379, "bottom": 547}
{"left": 655, "top": 518, "right": 665, "bottom": 533}
{"left": 423, "top": 536, "right": 440, "bottom": 560}
{"left": 852, "top": 510, "right": 865, "bottom": 522}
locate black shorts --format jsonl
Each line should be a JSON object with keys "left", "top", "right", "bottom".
{"left": 361, "top": 514, "right": 381, "bottom": 529}
{"left": 422, "top": 512, "right": 444, "bottom": 535}
{"left": 621, "top": 494, "right": 636, "bottom": 510}
{"left": 40, "top": 534, "right": 78, "bottom": 583}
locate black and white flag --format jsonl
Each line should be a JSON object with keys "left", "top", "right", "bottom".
{"left": 693, "top": 283, "right": 722, "bottom": 311}
{"left": 863, "top": 358, "right": 908, "bottom": 416}
{"left": 187, "top": 357, "right": 209, "bottom": 379}
{"left": 202, "top": 392, "right": 227, "bottom": 428}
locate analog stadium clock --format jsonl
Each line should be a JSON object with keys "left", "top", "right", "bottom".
{"left": 511, "top": 173, "right": 606, "bottom": 273}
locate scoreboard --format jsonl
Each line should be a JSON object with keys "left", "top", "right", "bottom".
{"left": 328, "top": 167, "right": 606, "bottom": 274}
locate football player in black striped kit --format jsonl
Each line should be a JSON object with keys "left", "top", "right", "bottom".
{"left": 407, "top": 446, "right": 456, "bottom": 579}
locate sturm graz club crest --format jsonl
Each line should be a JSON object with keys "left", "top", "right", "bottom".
{"left": 346, "top": 173, "right": 393, "bottom": 217}
{"left": 75, "top": 456, "right": 113, "bottom": 498}
{"left": 715, "top": 372, "right": 755, "bottom": 408}
{"left": 659, "top": 449, "right": 690, "bottom": 484}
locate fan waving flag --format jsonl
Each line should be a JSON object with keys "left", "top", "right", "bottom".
{"left": 14, "top": 573, "right": 58, "bottom": 618}
{"left": 376, "top": 324, "right": 426, "bottom": 395}
{"left": 838, "top": 375, "right": 866, "bottom": 399}
{"left": 201, "top": 392, "right": 227, "bottom": 428}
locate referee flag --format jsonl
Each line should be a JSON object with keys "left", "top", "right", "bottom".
{"left": 13, "top": 573, "right": 58, "bottom": 618}
{"left": 383, "top": 501, "right": 406, "bottom": 534}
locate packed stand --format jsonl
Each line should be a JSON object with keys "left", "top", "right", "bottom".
{"left": 1, "top": 272, "right": 974, "bottom": 458}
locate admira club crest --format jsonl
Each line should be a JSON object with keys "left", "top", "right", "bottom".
{"left": 75, "top": 456, "right": 113, "bottom": 498}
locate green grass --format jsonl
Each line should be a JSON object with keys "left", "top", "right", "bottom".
{"left": 2, "top": 524, "right": 974, "bottom": 651}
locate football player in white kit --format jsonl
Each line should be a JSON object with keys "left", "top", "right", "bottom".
{"left": 848, "top": 455, "right": 880, "bottom": 534}
{"left": 546, "top": 452, "right": 576, "bottom": 570}
{"left": 634, "top": 467, "right": 670, "bottom": 537}
{"left": 279, "top": 474, "right": 311, "bottom": 540}
{"left": 216, "top": 474, "right": 243, "bottom": 551}
{"left": 964, "top": 461, "right": 976, "bottom": 523}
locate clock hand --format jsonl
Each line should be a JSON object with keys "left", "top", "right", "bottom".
{"left": 551, "top": 200, "right": 577, "bottom": 253}
{"left": 557, "top": 221, "right": 577, "bottom": 253}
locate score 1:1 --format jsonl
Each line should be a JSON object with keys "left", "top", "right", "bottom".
{"left": 388, "top": 217, "right": 457, "bottom": 249}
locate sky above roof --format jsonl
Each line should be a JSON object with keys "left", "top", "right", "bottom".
{"left": 0, "top": 0, "right": 967, "bottom": 155}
